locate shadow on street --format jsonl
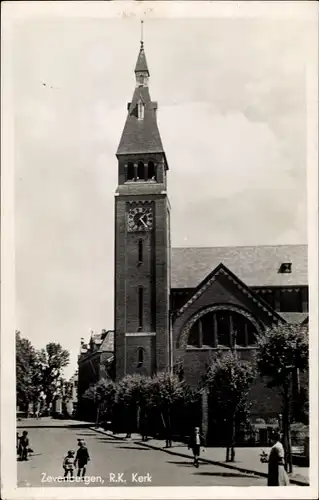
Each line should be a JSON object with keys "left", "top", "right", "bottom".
{"left": 193, "top": 471, "right": 257, "bottom": 478}
{"left": 166, "top": 460, "right": 194, "bottom": 467}
{"left": 115, "top": 446, "right": 150, "bottom": 451}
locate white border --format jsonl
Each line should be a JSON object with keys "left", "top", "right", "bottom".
{"left": 1, "top": 1, "right": 318, "bottom": 499}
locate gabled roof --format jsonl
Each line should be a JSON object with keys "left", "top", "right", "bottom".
{"left": 176, "top": 262, "right": 284, "bottom": 322}
{"left": 171, "top": 244, "right": 307, "bottom": 289}
{"left": 117, "top": 86, "right": 164, "bottom": 156}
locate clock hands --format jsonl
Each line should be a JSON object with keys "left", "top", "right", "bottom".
{"left": 133, "top": 212, "right": 148, "bottom": 228}
{"left": 140, "top": 215, "right": 148, "bottom": 228}
{"left": 131, "top": 209, "right": 152, "bottom": 230}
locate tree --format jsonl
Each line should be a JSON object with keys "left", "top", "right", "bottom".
{"left": 115, "top": 374, "right": 148, "bottom": 434}
{"left": 255, "top": 323, "right": 308, "bottom": 473}
{"left": 16, "top": 331, "right": 39, "bottom": 411}
{"left": 203, "top": 352, "right": 255, "bottom": 462}
{"left": 36, "top": 342, "right": 70, "bottom": 407}
{"left": 83, "top": 378, "right": 116, "bottom": 425}
{"left": 148, "top": 372, "right": 186, "bottom": 441}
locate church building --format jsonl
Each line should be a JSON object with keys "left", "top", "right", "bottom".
{"left": 114, "top": 39, "right": 308, "bottom": 398}
{"left": 70, "top": 39, "right": 308, "bottom": 439}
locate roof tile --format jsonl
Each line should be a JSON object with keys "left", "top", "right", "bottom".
{"left": 171, "top": 244, "right": 307, "bottom": 288}
{"left": 117, "top": 86, "right": 164, "bottom": 155}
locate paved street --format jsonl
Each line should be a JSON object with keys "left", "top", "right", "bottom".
{"left": 17, "top": 420, "right": 265, "bottom": 487}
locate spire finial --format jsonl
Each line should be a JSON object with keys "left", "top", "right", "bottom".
{"left": 140, "top": 20, "right": 144, "bottom": 48}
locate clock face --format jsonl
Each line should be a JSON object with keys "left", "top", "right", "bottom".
{"left": 127, "top": 206, "right": 153, "bottom": 232}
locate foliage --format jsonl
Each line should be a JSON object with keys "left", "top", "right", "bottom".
{"left": 203, "top": 352, "right": 255, "bottom": 457}
{"left": 255, "top": 324, "right": 308, "bottom": 389}
{"left": 203, "top": 352, "right": 256, "bottom": 419}
{"left": 255, "top": 323, "right": 309, "bottom": 473}
{"left": 147, "top": 372, "right": 186, "bottom": 410}
{"left": 16, "top": 331, "right": 39, "bottom": 409}
{"left": 36, "top": 342, "right": 70, "bottom": 405}
{"left": 16, "top": 332, "right": 70, "bottom": 410}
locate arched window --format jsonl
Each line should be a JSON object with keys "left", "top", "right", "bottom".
{"left": 148, "top": 161, "right": 155, "bottom": 180}
{"left": 138, "top": 286, "right": 144, "bottom": 330}
{"left": 216, "top": 311, "right": 231, "bottom": 347}
{"left": 232, "top": 313, "right": 247, "bottom": 347}
{"left": 137, "top": 347, "right": 144, "bottom": 368}
{"left": 186, "top": 308, "right": 258, "bottom": 349}
{"left": 127, "top": 162, "right": 135, "bottom": 181}
{"left": 188, "top": 322, "right": 200, "bottom": 347}
{"left": 138, "top": 240, "right": 143, "bottom": 264}
{"left": 137, "top": 161, "right": 145, "bottom": 181}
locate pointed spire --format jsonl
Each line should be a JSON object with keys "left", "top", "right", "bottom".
{"left": 135, "top": 21, "right": 149, "bottom": 75}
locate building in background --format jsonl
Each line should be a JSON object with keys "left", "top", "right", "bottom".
{"left": 77, "top": 330, "right": 114, "bottom": 417}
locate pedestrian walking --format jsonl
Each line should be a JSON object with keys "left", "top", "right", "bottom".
{"left": 18, "top": 431, "right": 30, "bottom": 461}
{"left": 188, "top": 426, "right": 205, "bottom": 468}
{"left": 63, "top": 450, "right": 75, "bottom": 480}
{"left": 74, "top": 440, "right": 90, "bottom": 479}
{"left": 260, "top": 430, "right": 290, "bottom": 486}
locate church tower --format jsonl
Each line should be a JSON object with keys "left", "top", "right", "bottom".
{"left": 114, "top": 35, "right": 172, "bottom": 380}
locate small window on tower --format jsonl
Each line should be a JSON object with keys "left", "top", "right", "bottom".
{"left": 138, "top": 240, "right": 143, "bottom": 264}
{"left": 137, "top": 347, "right": 144, "bottom": 368}
{"left": 138, "top": 286, "right": 144, "bottom": 330}
{"left": 148, "top": 161, "right": 156, "bottom": 180}
{"left": 127, "top": 162, "right": 135, "bottom": 181}
{"left": 279, "top": 263, "right": 292, "bottom": 274}
{"left": 138, "top": 100, "right": 144, "bottom": 120}
{"left": 137, "top": 161, "right": 145, "bottom": 181}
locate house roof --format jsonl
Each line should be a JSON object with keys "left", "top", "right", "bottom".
{"left": 171, "top": 244, "right": 307, "bottom": 289}
{"left": 100, "top": 331, "right": 114, "bottom": 352}
{"left": 116, "top": 86, "right": 164, "bottom": 156}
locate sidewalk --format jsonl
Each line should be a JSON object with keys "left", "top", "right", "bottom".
{"left": 90, "top": 427, "right": 309, "bottom": 486}
{"left": 17, "top": 417, "right": 93, "bottom": 428}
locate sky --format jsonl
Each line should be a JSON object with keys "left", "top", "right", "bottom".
{"left": 11, "top": 10, "right": 312, "bottom": 379}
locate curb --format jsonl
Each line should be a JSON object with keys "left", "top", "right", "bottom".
{"left": 89, "top": 428, "right": 309, "bottom": 487}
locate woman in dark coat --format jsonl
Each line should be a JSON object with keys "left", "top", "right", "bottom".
{"left": 261, "top": 431, "right": 290, "bottom": 486}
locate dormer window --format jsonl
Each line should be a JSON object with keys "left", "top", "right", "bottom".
{"left": 138, "top": 100, "right": 144, "bottom": 120}
{"left": 279, "top": 263, "right": 292, "bottom": 274}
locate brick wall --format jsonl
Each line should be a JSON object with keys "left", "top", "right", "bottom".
{"left": 125, "top": 335, "right": 156, "bottom": 376}
{"left": 114, "top": 191, "right": 170, "bottom": 379}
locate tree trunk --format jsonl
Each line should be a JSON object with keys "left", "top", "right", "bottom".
{"left": 283, "top": 384, "right": 293, "bottom": 474}
{"left": 95, "top": 405, "right": 100, "bottom": 428}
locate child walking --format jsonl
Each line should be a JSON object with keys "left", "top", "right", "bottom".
{"left": 74, "top": 440, "right": 90, "bottom": 478}
{"left": 188, "top": 426, "right": 205, "bottom": 468}
{"left": 63, "top": 450, "right": 75, "bottom": 480}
